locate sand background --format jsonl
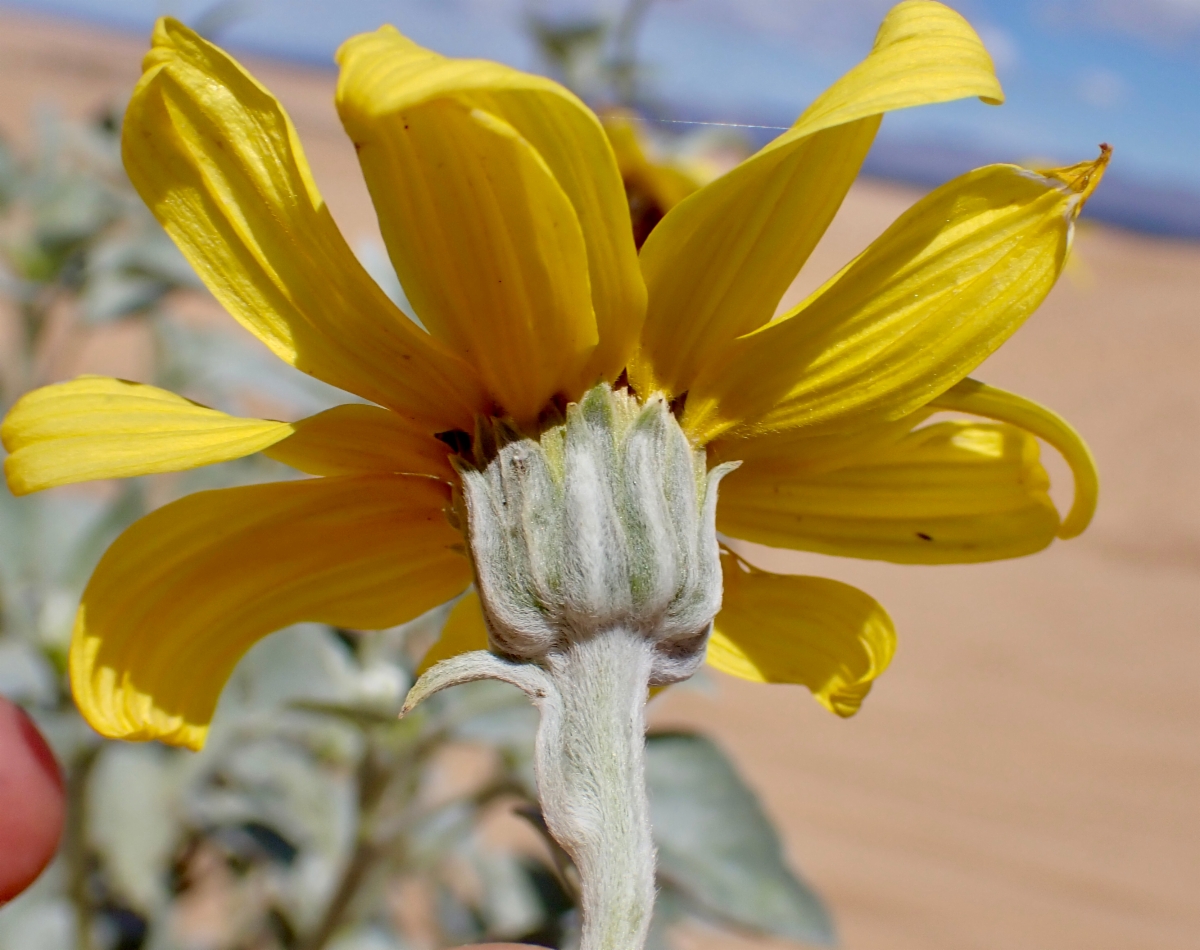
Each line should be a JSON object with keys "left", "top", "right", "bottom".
{"left": 1, "top": 8, "right": 1197, "bottom": 950}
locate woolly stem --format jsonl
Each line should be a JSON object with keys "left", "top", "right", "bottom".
{"left": 403, "top": 628, "right": 658, "bottom": 950}
{"left": 538, "top": 628, "right": 656, "bottom": 950}
{"left": 414, "top": 385, "right": 735, "bottom": 950}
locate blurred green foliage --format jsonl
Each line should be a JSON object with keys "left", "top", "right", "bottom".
{"left": 525, "top": 0, "right": 660, "bottom": 107}
{"left": 0, "top": 104, "right": 830, "bottom": 950}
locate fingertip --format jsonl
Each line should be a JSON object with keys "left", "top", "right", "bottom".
{"left": 0, "top": 696, "right": 66, "bottom": 902}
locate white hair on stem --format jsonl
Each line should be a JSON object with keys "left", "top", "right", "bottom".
{"left": 403, "top": 384, "right": 738, "bottom": 950}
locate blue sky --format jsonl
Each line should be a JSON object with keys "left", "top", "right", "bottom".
{"left": 5, "top": 0, "right": 1200, "bottom": 194}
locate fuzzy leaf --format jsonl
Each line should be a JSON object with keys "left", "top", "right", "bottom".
{"left": 88, "top": 743, "right": 179, "bottom": 913}
{"left": 645, "top": 731, "right": 833, "bottom": 944}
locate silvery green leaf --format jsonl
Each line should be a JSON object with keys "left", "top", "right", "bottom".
{"left": 279, "top": 848, "right": 344, "bottom": 933}
{"left": 405, "top": 800, "right": 476, "bottom": 866}
{"left": 449, "top": 681, "right": 539, "bottom": 748}
{"left": 61, "top": 480, "right": 146, "bottom": 590}
{"left": 645, "top": 732, "right": 834, "bottom": 945}
{"left": 188, "top": 737, "right": 356, "bottom": 863}
{"left": 0, "top": 639, "right": 58, "bottom": 707}
{"left": 0, "top": 490, "right": 118, "bottom": 654}
{"left": 153, "top": 318, "right": 352, "bottom": 417}
{"left": 88, "top": 743, "right": 181, "bottom": 914}
{"left": 0, "top": 892, "right": 75, "bottom": 950}
{"left": 3, "top": 488, "right": 111, "bottom": 588}
{"left": 292, "top": 649, "right": 410, "bottom": 721}
{"left": 0, "top": 489, "right": 33, "bottom": 586}
{"left": 469, "top": 845, "right": 546, "bottom": 939}
{"left": 435, "top": 883, "right": 484, "bottom": 946}
{"left": 114, "top": 225, "right": 202, "bottom": 288}
{"left": 354, "top": 621, "right": 415, "bottom": 672}
{"left": 33, "top": 586, "right": 78, "bottom": 657}
{"left": 79, "top": 270, "right": 167, "bottom": 322}
{"left": 288, "top": 700, "right": 400, "bottom": 728}
{"left": 220, "top": 624, "right": 362, "bottom": 714}
{"left": 24, "top": 706, "right": 98, "bottom": 767}
{"left": 76, "top": 225, "right": 200, "bottom": 323}
{"left": 327, "top": 925, "right": 406, "bottom": 950}
{"left": 352, "top": 659, "right": 410, "bottom": 713}
{"left": 33, "top": 175, "right": 116, "bottom": 248}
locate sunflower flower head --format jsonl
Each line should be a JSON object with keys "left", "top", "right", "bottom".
{"left": 2, "top": 5, "right": 1109, "bottom": 944}
{"left": 2, "top": 0, "right": 1103, "bottom": 757}
{"left": 454, "top": 383, "right": 737, "bottom": 680}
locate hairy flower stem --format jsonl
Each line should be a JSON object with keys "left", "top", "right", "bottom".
{"left": 402, "top": 632, "right": 657, "bottom": 950}
{"left": 406, "top": 383, "right": 735, "bottom": 950}
{"left": 539, "top": 629, "right": 656, "bottom": 950}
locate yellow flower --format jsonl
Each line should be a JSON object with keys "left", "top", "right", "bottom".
{"left": 1, "top": 1, "right": 1105, "bottom": 750}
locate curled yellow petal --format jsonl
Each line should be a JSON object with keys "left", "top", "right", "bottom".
{"left": 416, "top": 589, "right": 491, "bottom": 677}
{"left": 709, "top": 549, "right": 896, "bottom": 717}
{"left": 265, "top": 404, "right": 454, "bottom": 480}
{"left": 717, "top": 421, "right": 1060, "bottom": 564}
{"left": 684, "top": 150, "right": 1112, "bottom": 445}
{"left": 70, "top": 475, "right": 471, "bottom": 749}
{"left": 796, "top": 0, "right": 1003, "bottom": 129}
{"left": 2, "top": 376, "right": 291, "bottom": 495}
{"left": 929, "top": 378, "right": 1097, "bottom": 539}
{"left": 633, "top": 0, "right": 1003, "bottom": 399}
{"left": 126, "top": 18, "right": 483, "bottom": 430}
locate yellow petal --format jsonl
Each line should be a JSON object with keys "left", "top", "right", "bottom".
{"left": 337, "top": 27, "right": 643, "bottom": 386}
{"left": 416, "top": 589, "right": 491, "bottom": 677}
{"left": 684, "top": 150, "right": 1110, "bottom": 444}
{"left": 708, "top": 549, "right": 895, "bottom": 717}
{"left": 708, "top": 409, "right": 930, "bottom": 478}
{"left": 125, "top": 18, "right": 484, "bottom": 430}
{"left": 633, "top": 0, "right": 1003, "bottom": 399}
{"left": 2, "top": 376, "right": 291, "bottom": 495}
{"left": 796, "top": 0, "right": 1003, "bottom": 129}
{"left": 70, "top": 474, "right": 471, "bottom": 749}
{"left": 340, "top": 97, "right": 594, "bottom": 423}
{"left": 929, "top": 378, "right": 1098, "bottom": 539}
{"left": 717, "top": 421, "right": 1060, "bottom": 563}
{"left": 337, "top": 28, "right": 646, "bottom": 416}
{"left": 265, "top": 404, "right": 454, "bottom": 480}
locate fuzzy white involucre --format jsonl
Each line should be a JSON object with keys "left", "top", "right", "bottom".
{"left": 460, "top": 384, "right": 737, "bottom": 681}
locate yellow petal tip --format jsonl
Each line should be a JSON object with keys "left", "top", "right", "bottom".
{"left": 818, "top": 683, "right": 872, "bottom": 718}
{"left": 1041, "top": 143, "right": 1112, "bottom": 212}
